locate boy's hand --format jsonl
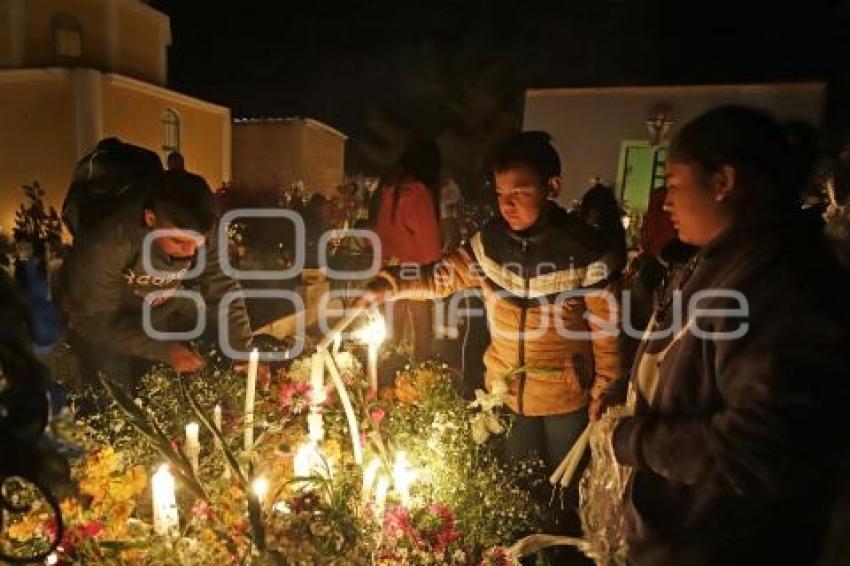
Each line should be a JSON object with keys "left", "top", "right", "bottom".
{"left": 168, "top": 344, "right": 205, "bottom": 374}
{"left": 353, "top": 279, "right": 394, "bottom": 310}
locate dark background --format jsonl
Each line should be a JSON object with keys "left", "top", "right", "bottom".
{"left": 149, "top": 0, "right": 850, "bottom": 179}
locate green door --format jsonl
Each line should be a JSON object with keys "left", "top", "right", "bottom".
{"left": 616, "top": 141, "right": 668, "bottom": 212}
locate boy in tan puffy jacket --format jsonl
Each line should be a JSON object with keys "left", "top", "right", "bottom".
{"left": 366, "top": 132, "right": 625, "bottom": 471}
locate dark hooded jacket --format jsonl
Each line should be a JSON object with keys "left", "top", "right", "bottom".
{"left": 57, "top": 205, "right": 252, "bottom": 362}
{"left": 613, "top": 212, "right": 850, "bottom": 564}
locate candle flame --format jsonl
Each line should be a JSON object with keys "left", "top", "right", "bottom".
{"left": 252, "top": 477, "right": 270, "bottom": 502}
{"left": 353, "top": 314, "right": 387, "bottom": 346}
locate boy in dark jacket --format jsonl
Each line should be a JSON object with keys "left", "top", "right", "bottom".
{"left": 59, "top": 170, "right": 254, "bottom": 389}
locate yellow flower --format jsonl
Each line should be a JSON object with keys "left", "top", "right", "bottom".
{"left": 120, "top": 549, "right": 145, "bottom": 563}
{"left": 394, "top": 372, "right": 420, "bottom": 405}
{"left": 7, "top": 513, "right": 44, "bottom": 542}
{"left": 125, "top": 465, "right": 148, "bottom": 495}
{"left": 394, "top": 367, "right": 444, "bottom": 405}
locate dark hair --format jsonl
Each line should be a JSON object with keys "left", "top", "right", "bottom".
{"left": 669, "top": 105, "right": 809, "bottom": 214}
{"left": 145, "top": 170, "right": 219, "bottom": 233}
{"left": 166, "top": 151, "right": 185, "bottom": 169}
{"left": 491, "top": 131, "right": 561, "bottom": 181}
{"left": 579, "top": 182, "right": 627, "bottom": 251}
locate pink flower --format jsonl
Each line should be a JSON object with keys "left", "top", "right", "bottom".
{"left": 279, "top": 381, "right": 312, "bottom": 413}
{"left": 369, "top": 408, "right": 386, "bottom": 425}
{"left": 192, "top": 499, "right": 212, "bottom": 521}
{"left": 45, "top": 519, "right": 105, "bottom": 558}
{"left": 480, "top": 547, "right": 515, "bottom": 566}
{"left": 288, "top": 492, "right": 321, "bottom": 514}
{"left": 383, "top": 505, "right": 422, "bottom": 547}
{"left": 420, "top": 503, "right": 460, "bottom": 553}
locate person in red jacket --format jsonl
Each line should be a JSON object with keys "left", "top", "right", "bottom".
{"left": 640, "top": 186, "right": 676, "bottom": 258}
{"left": 371, "top": 139, "right": 442, "bottom": 360}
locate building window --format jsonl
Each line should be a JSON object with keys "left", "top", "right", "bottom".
{"left": 52, "top": 14, "right": 82, "bottom": 59}
{"left": 161, "top": 109, "right": 181, "bottom": 153}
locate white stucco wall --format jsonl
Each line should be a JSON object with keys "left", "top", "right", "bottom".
{"left": 523, "top": 82, "right": 826, "bottom": 203}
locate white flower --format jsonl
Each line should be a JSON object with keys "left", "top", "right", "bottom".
{"left": 485, "top": 413, "right": 505, "bottom": 435}
{"left": 490, "top": 378, "right": 508, "bottom": 397}
{"left": 471, "top": 414, "right": 490, "bottom": 445}
{"left": 469, "top": 388, "right": 503, "bottom": 413}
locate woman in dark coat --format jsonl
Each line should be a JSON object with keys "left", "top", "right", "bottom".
{"left": 612, "top": 106, "right": 850, "bottom": 565}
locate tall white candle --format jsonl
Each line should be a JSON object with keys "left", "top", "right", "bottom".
{"left": 244, "top": 348, "right": 259, "bottom": 450}
{"left": 368, "top": 343, "right": 379, "bottom": 393}
{"left": 310, "top": 353, "right": 326, "bottom": 405}
{"left": 374, "top": 474, "right": 390, "bottom": 519}
{"left": 294, "top": 441, "right": 316, "bottom": 478}
{"left": 321, "top": 350, "right": 363, "bottom": 465}
{"left": 307, "top": 410, "right": 324, "bottom": 442}
{"left": 252, "top": 476, "right": 270, "bottom": 503}
{"left": 213, "top": 405, "right": 222, "bottom": 450}
{"left": 152, "top": 465, "right": 179, "bottom": 536}
{"left": 353, "top": 315, "right": 386, "bottom": 393}
{"left": 392, "top": 451, "right": 415, "bottom": 507}
{"left": 185, "top": 422, "right": 200, "bottom": 475}
{"left": 361, "top": 457, "right": 381, "bottom": 502}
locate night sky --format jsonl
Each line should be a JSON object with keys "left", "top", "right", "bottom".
{"left": 149, "top": 0, "right": 850, "bottom": 176}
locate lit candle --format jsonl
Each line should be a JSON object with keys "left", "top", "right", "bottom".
{"left": 307, "top": 410, "right": 324, "bottom": 442}
{"left": 361, "top": 457, "right": 381, "bottom": 502}
{"left": 244, "top": 348, "right": 259, "bottom": 450}
{"left": 392, "top": 451, "right": 416, "bottom": 507}
{"left": 368, "top": 343, "right": 380, "bottom": 392}
{"left": 252, "top": 476, "right": 270, "bottom": 503}
{"left": 374, "top": 474, "right": 390, "bottom": 519}
{"left": 353, "top": 315, "right": 386, "bottom": 392}
{"left": 151, "top": 465, "right": 179, "bottom": 536}
{"left": 293, "top": 441, "right": 315, "bottom": 479}
{"left": 213, "top": 405, "right": 222, "bottom": 450}
{"left": 185, "top": 422, "right": 200, "bottom": 475}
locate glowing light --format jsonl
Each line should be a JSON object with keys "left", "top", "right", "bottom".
{"left": 374, "top": 474, "right": 390, "bottom": 518}
{"left": 353, "top": 314, "right": 387, "bottom": 392}
{"left": 392, "top": 451, "right": 417, "bottom": 507}
{"left": 293, "top": 441, "right": 331, "bottom": 482}
{"left": 294, "top": 442, "right": 316, "bottom": 478}
{"left": 185, "top": 422, "right": 200, "bottom": 473}
{"left": 252, "top": 476, "right": 270, "bottom": 503}
{"left": 352, "top": 314, "right": 387, "bottom": 346}
{"left": 151, "top": 465, "right": 179, "bottom": 536}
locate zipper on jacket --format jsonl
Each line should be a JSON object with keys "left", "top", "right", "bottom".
{"left": 517, "top": 258, "right": 530, "bottom": 415}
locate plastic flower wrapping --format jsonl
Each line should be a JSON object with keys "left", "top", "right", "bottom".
{"left": 578, "top": 405, "right": 632, "bottom": 566}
